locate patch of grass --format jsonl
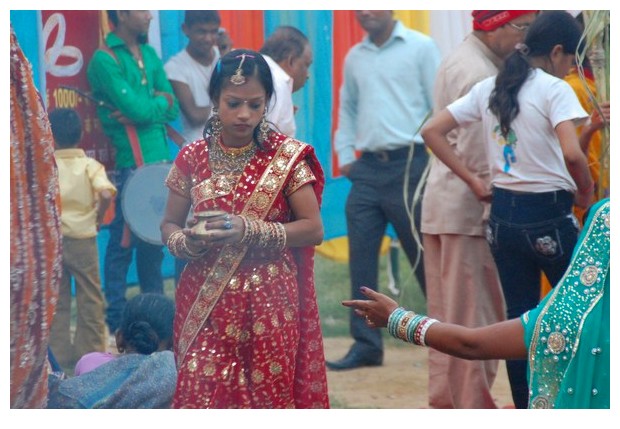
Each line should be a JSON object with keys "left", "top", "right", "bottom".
{"left": 314, "top": 247, "right": 426, "bottom": 338}
{"left": 328, "top": 396, "right": 349, "bottom": 409}
{"left": 122, "top": 244, "right": 427, "bottom": 341}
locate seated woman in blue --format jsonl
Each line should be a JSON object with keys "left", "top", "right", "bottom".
{"left": 47, "top": 293, "right": 177, "bottom": 408}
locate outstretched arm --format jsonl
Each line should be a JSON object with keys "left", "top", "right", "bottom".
{"left": 343, "top": 286, "right": 527, "bottom": 361}
{"left": 425, "top": 316, "right": 526, "bottom": 361}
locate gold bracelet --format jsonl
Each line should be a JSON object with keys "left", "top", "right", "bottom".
{"left": 239, "top": 216, "right": 287, "bottom": 250}
{"left": 398, "top": 311, "right": 415, "bottom": 342}
{"left": 166, "top": 229, "right": 206, "bottom": 260}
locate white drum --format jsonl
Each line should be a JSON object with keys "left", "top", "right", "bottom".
{"left": 121, "top": 162, "right": 172, "bottom": 245}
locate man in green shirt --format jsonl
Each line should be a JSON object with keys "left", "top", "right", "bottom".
{"left": 87, "top": 10, "right": 179, "bottom": 338}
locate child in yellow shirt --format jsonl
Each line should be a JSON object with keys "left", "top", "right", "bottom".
{"left": 48, "top": 108, "right": 117, "bottom": 373}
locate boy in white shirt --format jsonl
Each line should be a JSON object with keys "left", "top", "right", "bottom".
{"left": 165, "top": 11, "right": 221, "bottom": 143}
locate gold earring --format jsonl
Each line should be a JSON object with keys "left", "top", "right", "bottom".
{"left": 211, "top": 108, "right": 222, "bottom": 142}
{"left": 258, "top": 115, "right": 270, "bottom": 143}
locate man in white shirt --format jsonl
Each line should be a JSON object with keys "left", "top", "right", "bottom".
{"left": 165, "top": 11, "right": 221, "bottom": 143}
{"left": 260, "top": 26, "right": 313, "bottom": 138}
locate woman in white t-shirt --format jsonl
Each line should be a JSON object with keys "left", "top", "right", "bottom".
{"left": 421, "top": 11, "right": 594, "bottom": 408}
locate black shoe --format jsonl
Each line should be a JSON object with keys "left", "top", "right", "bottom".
{"left": 326, "top": 350, "right": 383, "bottom": 371}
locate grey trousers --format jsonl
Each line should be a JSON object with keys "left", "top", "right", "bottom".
{"left": 345, "top": 146, "right": 428, "bottom": 357}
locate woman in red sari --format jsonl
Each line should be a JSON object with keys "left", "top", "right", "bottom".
{"left": 161, "top": 49, "right": 329, "bottom": 408}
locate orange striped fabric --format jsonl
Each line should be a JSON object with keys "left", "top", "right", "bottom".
{"left": 10, "top": 26, "right": 62, "bottom": 408}
{"left": 219, "top": 10, "right": 265, "bottom": 51}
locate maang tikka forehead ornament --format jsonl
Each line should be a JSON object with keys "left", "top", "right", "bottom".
{"left": 230, "top": 53, "right": 255, "bottom": 85}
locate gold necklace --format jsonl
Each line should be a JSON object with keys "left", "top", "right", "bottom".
{"left": 216, "top": 138, "right": 255, "bottom": 157}
{"left": 130, "top": 46, "right": 147, "bottom": 85}
{"left": 208, "top": 137, "right": 257, "bottom": 209}
{"left": 209, "top": 136, "right": 256, "bottom": 176}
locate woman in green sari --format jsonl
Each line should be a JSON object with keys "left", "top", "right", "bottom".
{"left": 343, "top": 198, "right": 609, "bottom": 409}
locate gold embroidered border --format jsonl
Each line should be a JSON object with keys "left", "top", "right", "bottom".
{"left": 190, "top": 174, "right": 237, "bottom": 205}
{"left": 176, "top": 138, "right": 307, "bottom": 365}
{"left": 165, "top": 164, "right": 191, "bottom": 198}
{"left": 526, "top": 201, "right": 609, "bottom": 408}
{"left": 284, "top": 160, "right": 316, "bottom": 196}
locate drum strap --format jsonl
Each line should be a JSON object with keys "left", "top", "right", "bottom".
{"left": 165, "top": 124, "right": 186, "bottom": 147}
{"left": 125, "top": 124, "right": 145, "bottom": 168}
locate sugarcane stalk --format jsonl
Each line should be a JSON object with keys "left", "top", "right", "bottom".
{"left": 580, "top": 10, "right": 610, "bottom": 200}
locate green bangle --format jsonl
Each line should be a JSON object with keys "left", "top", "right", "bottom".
{"left": 387, "top": 307, "right": 406, "bottom": 339}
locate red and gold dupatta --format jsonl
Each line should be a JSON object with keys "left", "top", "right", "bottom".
{"left": 168, "top": 134, "right": 328, "bottom": 408}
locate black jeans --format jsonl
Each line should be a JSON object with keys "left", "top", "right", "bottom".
{"left": 487, "top": 187, "right": 579, "bottom": 408}
{"left": 345, "top": 146, "right": 428, "bottom": 358}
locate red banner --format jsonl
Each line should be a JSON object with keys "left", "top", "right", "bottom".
{"left": 219, "top": 10, "right": 264, "bottom": 52}
{"left": 41, "top": 11, "right": 115, "bottom": 172}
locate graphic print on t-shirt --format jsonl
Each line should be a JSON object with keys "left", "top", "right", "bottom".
{"left": 493, "top": 124, "right": 517, "bottom": 173}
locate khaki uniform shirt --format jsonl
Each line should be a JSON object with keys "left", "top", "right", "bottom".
{"left": 422, "top": 34, "right": 502, "bottom": 236}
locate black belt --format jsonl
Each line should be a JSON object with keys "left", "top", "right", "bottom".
{"left": 361, "top": 145, "right": 424, "bottom": 162}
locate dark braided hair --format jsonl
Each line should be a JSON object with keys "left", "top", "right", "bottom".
{"left": 488, "top": 11, "right": 582, "bottom": 138}
{"left": 118, "top": 293, "right": 175, "bottom": 355}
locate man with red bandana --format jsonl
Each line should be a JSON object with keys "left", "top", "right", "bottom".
{"left": 421, "top": 10, "right": 537, "bottom": 408}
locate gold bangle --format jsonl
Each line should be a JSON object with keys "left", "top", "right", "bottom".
{"left": 398, "top": 311, "right": 415, "bottom": 342}
{"left": 166, "top": 229, "right": 205, "bottom": 260}
{"left": 239, "top": 216, "right": 287, "bottom": 250}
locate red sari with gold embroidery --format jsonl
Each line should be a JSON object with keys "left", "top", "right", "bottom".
{"left": 165, "top": 133, "right": 329, "bottom": 408}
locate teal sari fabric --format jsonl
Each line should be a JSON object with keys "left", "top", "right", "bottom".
{"left": 522, "top": 198, "right": 610, "bottom": 409}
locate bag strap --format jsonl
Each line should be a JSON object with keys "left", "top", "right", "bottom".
{"left": 98, "top": 45, "right": 146, "bottom": 167}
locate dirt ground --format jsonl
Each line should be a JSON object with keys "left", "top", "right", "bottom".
{"left": 323, "top": 337, "right": 514, "bottom": 409}
{"left": 103, "top": 335, "right": 513, "bottom": 409}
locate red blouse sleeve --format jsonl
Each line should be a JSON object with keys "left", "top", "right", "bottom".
{"left": 164, "top": 141, "right": 205, "bottom": 198}
{"left": 284, "top": 159, "right": 317, "bottom": 197}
